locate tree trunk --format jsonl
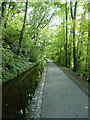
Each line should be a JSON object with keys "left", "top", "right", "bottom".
{"left": 2, "top": 2, "right": 16, "bottom": 29}
{"left": 1, "top": 2, "right": 7, "bottom": 18}
{"left": 2, "top": 2, "right": 11, "bottom": 28}
{"left": 70, "top": 1, "right": 77, "bottom": 72}
{"left": 18, "top": 0, "right": 28, "bottom": 54}
{"left": 65, "top": 0, "right": 68, "bottom": 67}
{"left": 72, "top": 20, "right": 77, "bottom": 71}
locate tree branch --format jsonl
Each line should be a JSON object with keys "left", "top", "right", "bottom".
{"left": 41, "top": 10, "right": 56, "bottom": 29}
{"left": 74, "top": 1, "right": 78, "bottom": 19}
{"left": 70, "top": 2, "right": 74, "bottom": 19}
{"left": 18, "top": 0, "right": 28, "bottom": 54}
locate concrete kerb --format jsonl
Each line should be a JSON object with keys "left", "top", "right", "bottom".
{"left": 26, "top": 66, "right": 47, "bottom": 119}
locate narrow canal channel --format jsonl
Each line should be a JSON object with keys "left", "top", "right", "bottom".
{"left": 2, "top": 64, "right": 44, "bottom": 119}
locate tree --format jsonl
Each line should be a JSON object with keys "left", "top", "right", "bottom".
{"left": 65, "top": 0, "right": 68, "bottom": 67}
{"left": 18, "top": 0, "right": 28, "bottom": 54}
{"left": 2, "top": 2, "right": 17, "bottom": 28}
{"left": 1, "top": 2, "right": 7, "bottom": 18}
{"left": 70, "top": 1, "right": 78, "bottom": 72}
{"left": 2, "top": 1, "right": 89, "bottom": 82}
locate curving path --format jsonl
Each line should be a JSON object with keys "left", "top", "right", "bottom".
{"left": 40, "top": 60, "right": 88, "bottom": 118}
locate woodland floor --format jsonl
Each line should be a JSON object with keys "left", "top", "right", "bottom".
{"left": 40, "top": 60, "right": 88, "bottom": 118}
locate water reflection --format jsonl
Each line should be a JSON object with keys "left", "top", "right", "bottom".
{"left": 2, "top": 64, "right": 43, "bottom": 119}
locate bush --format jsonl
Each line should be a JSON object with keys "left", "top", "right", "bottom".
{"left": 2, "top": 48, "right": 35, "bottom": 83}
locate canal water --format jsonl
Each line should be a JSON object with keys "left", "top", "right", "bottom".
{"left": 2, "top": 63, "right": 44, "bottom": 119}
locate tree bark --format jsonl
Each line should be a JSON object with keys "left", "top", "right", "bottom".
{"left": 2, "top": 2, "right": 11, "bottom": 28}
{"left": 65, "top": 0, "right": 68, "bottom": 67}
{"left": 18, "top": 0, "right": 28, "bottom": 54}
{"left": 70, "top": 1, "right": 77, "bottom": 72}
{"left": 1, "top": 2, "right": 7, "bottom": 18}
{"left": 2, "top": 2, "right": 16, "bottom": 29}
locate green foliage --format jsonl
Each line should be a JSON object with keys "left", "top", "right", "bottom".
{"left": 2, "top": 48, "right": 35, "bottom": 83}
{"left": 2, "top": 1, "right": 89, "bottom": 82}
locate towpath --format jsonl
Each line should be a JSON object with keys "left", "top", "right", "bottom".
{"left": 40, "top": 60, "right": 88, "bottom": 118}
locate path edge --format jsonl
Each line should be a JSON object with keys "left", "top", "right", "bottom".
{"left": 26, "top": 66, "right": 47, "bottom": 119}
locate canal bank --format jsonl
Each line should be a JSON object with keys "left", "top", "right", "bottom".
{"left": 2, "top": 60, "right": 89, "bottom": 119}
{"left": 26, "top": 66, "right": 47, "bottom": 119}
{"left": 2, "top": 61, "right": 46, "bottom": 119}
{"left": 3, "top": 61, "right": 41, "bottom": 84}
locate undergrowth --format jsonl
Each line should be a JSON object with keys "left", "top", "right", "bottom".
{"left": 2, "top": 48, "right": 36, "bottom": 83}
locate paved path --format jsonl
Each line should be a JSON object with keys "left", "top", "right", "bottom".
{"left": 40, "top": 61, "right": 88, "bottom": 118}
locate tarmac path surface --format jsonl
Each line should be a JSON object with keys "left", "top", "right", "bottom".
{"left": 40, "top": 60, "right": 88, "bottom": 118}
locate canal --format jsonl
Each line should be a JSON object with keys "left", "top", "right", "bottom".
{"left": 2, "top": 63, "right": 44, "bottom": 119}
